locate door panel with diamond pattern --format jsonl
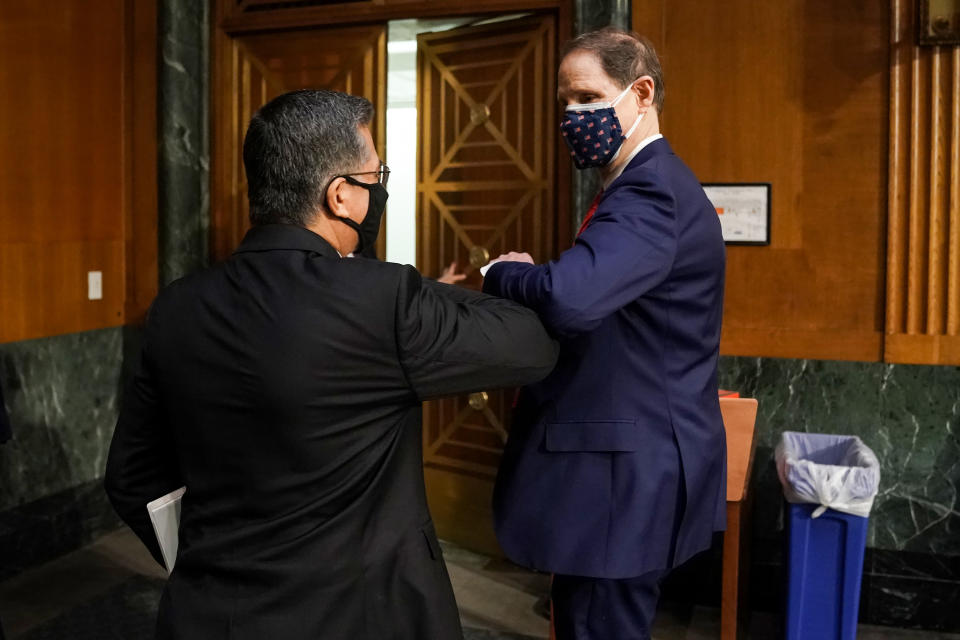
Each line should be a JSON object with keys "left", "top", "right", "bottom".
{"left": 417, "top": 15, "right": 558, "bottom": 555}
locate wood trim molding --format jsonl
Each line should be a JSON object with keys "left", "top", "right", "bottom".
{"left": 885, "top": 333, "right": 960, "bottom": 364}
{"left": 721, "top": 328, "right": 884, "bottom": 363}
{"left": 216, "top": 0, "right": 566, "bottom": 34}
{"left": 124, "top": 0, "right": 159, "bottom": 325}
{"left": 886, "top": 0, "right": 960, "bottom": 364}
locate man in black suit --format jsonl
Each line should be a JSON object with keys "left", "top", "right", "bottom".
{"left": 105, "top": 89, "right": 558, "bottom": 640}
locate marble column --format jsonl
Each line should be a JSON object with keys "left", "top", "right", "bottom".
{"left": 574, "top": 0, "right": 631, "bottom": 35}
{"left": 569, "top": 0, "right": 632, "bottom": 228}
{"left": 159, "top": 0, "right": 210, "bottom": 285}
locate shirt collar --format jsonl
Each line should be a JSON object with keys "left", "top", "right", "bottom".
{"left": 603, "top": 133, "right": 664, "bottom": 189}
{"left": 233, "top": 224, "right": 340, "bottom": 257}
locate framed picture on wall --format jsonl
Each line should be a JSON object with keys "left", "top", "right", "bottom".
{"left": 702, "top": 183, "right": 771, "bottom": 246}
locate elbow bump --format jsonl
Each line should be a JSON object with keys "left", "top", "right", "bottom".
{"left": 536, "top": 344, "right": 560, "bottom": 376}
{"left": 543, "top": 301, "right": 596, "bottom": 337}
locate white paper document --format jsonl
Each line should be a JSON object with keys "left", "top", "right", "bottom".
{"left": 147, "top": 486, "right": 186, "bottom": 573}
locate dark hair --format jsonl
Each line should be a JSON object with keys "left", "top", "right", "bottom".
{"left": 561, "top": 27, "right": 665, "bottom": 113}
{"left": 242, "top": 89, "right": 374, "bottom": 226}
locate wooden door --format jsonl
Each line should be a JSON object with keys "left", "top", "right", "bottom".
{"left": 211, "top": 24, "right": 386, "bottom": 261}
{"left": 417, "top": 15, "right": 559, "bottom": 555}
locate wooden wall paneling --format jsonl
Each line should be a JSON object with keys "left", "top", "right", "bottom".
{"left": 886, "top": 0, "right": 960, "bottom": 364}
{"left": 125, "top": 0, "right": 159, "bottom": 325}
{"left": 907, "top": 30, "right": 931, "bottom": 336}
{"left": 948, "top": 47, "right": 960, "bottom": 337}
{"left": 888, "top": 0, "right": 910, "bottom": 348}
{"left": 210, "top": 23, "right": 387, "bottom": 261}
{"left": 927, "top": 49, "right": 944, "bottom": 336}
{"left": 635, "top": 0, "right": 888, "bottom": 362}
{"left": 0, "top": 0, "right": 155, "bottom": 343}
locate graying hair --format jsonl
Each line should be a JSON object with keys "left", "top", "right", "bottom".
{"left": 243, "top": 89, "right": 374, "bottom": 227}
{"left": 561, "top": 27, "right": 665, "bottom": 113}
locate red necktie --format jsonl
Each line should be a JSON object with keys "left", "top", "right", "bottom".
{"left": 576, "top": 191, "right": 604, "bottom": 240}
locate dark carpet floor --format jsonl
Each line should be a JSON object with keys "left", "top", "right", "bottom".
{"left": 17, "top": 575, "right": 538, "bottom": 640}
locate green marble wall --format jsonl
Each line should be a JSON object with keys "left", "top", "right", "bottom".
{"left": 0, "top": 329, "right": 124, "bottom": 510}
{"left": 719, "top": 357, "right": 960, "bottom": 555}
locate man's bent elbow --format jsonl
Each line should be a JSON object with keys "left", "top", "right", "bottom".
{"left": 529, "top": 336, "right": 559, "bottom": 380}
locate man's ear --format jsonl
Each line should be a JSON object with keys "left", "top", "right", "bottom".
{"left": 325, "top": 176, "right": 351, "bottom": 219}
{"left": 634, "top": 76, "right": 655, "bottom": 110}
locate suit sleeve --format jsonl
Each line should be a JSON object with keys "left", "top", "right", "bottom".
{"left": 104, "top": 301, "right": 182, "bottom": 567}
{"left": 395, "top": 266, "right": 559, "bottom": 400}
{"left": 483, "top": 169, "right": 677, "bottom": 337}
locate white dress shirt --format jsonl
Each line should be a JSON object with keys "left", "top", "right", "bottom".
{"left": 603, "top": 133, "right": 664, "bottom": 189}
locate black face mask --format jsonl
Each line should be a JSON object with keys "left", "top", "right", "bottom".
{"left": 338, "top": 175, "right": 388, "bottom": 255}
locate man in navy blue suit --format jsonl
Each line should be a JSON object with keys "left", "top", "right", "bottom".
{"left": 482, "top": 28, "right": 727, "bottom": 640}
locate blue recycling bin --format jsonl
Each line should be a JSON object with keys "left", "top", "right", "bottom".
{"left": 784, "top": 503, "right": 869, "bottom": 640}
{"left": 776, "top": 432, "right": 880, "bottom": 640}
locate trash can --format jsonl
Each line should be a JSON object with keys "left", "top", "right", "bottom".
{"left": 775, "top": 431, "right": 881, "bottom": 640}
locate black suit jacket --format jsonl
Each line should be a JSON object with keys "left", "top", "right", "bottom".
{"left": 105, "top": 224, "right": 558, "bottom": 640}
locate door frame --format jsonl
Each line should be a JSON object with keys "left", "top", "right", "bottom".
{"left": 215, "top": 0, "right": 571, "bottom": 34}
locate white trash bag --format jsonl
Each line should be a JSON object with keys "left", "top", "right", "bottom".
{"left": 775, "top": 431, "right": 880, "bottom": 519}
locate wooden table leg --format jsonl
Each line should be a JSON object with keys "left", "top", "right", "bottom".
{"left": 549, "top": 575, "right": 556, "bottom": 640}
{"left": 721, "top": 501, "right": 742, "bottom": 640}
{"left": 737, "top": 491, "right": 754, "bottom": 638}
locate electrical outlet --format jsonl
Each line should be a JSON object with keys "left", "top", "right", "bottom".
{"left": 88, "top": 271, "right": 103, "bottom": 300}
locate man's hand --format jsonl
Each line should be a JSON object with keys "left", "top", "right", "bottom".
{"left": 493, "top": 252, "right": 535, "bottom": 265}
{"left": 438, "top": 262, "right": 467, "bottom": 284}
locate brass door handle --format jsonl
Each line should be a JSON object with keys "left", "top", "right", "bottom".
{"left": 469, "top": 246, "right": 490, "bottom": 269}
{"left": 470, "top": 102, "right": 491, "bottom": 125}
{"left": 468, "top": 392, "right": 489, "bottom": 411}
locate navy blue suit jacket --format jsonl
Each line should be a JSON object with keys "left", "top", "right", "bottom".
{"left": 483, "top": 137, "right": 726, "bottom": 578}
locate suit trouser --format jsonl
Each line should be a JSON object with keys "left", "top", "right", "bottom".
{"left": 551, "top": 570, "right": 666, "bottom": 640}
